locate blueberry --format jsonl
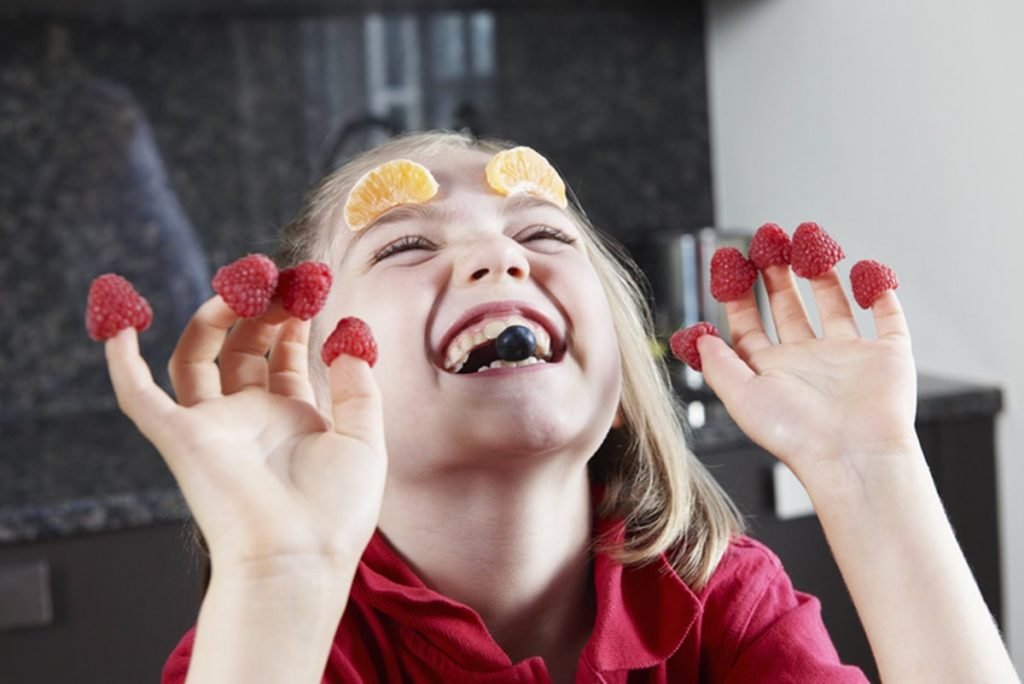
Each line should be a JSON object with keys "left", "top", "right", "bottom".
{"left": 495, "top": 325, "right": 537, "bottom": 361}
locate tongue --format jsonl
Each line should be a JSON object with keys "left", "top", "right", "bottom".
{"left": 458, "top": 340, "right": 499, "bottom": 374}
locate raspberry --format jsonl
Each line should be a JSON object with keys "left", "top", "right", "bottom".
{"left": 669, "top": 322, "right": 719, "bottom": 372}
{"left": 710, "top": 247, "right": 758, "bottom": 302}
{"left": 277, "top": 261, "right": 333, "bottom": 320}
{"left": 791, "top": 222, "right": 845, "bottom": 278}
{"left": 748, "top": 222, "right": 792, "bottom": 270}
{"left": 850, "top": 259, "right": 899, "bottom": 309}
{"left": 322, "top": 316, "right": 378, "bottom": 367}
{"left": 212, "top": 254, "right": 278, "bottom": 318}
{"left": 85, "top": 274, "right": 153, "bottom": 341}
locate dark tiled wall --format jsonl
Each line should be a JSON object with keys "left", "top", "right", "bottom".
{"left": 491, "top": 9, "right": 712, "bottom": 232}
{"left": 0, "top": 6, "right": 712, "bottom": 420}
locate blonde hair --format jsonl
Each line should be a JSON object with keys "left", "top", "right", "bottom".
{"left": 275, "top": 130, "right": 744, "bottom": 590}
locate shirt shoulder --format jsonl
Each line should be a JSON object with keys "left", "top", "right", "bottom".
{"left": 160, "top": 627, "right": 195, "bottom": 684}
{"left": 698, "top": 535, "right": 787, "bottom": 661}
{"left": 696, "top": 535, "right": 869, "bottom": 683}
{"left": 702, "top": 534, "right": 788, "bottom": 614}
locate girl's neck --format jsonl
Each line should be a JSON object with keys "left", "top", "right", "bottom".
{"left": 377, "top": 458, "right": 595, "bottom": 668}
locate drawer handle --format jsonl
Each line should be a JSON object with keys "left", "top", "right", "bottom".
{"left": 0, "top": 560, "right": 53, "bottom": 631}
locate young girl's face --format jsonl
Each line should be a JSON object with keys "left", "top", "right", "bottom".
{"left": 323, "top": 148, "right": 622, "bottom": 479}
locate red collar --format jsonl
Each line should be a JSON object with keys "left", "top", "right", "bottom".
{"left": 351, "top": 517, "right": 701, "bottom": 673}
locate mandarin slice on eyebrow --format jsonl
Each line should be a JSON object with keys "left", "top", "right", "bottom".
{"left": 343, "top": 159, "right": 440, "bottom": 232}
{"left": 485, "top": 146, "right": 567, "bottom": 209}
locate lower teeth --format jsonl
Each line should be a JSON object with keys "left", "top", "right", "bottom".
{"left": 476, "top": 356, "right": 546, "bottom": 372}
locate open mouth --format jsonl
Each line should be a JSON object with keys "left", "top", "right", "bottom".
{"left": 441, "top": 315, "right": 562, "bottom": 374}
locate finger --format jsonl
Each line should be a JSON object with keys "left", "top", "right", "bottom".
{"left": 760, "top": 265, "right": 816, "bottom": 342}
{"left": 871, "top": 289, "right": 912, "bottom": 341}
{"left": 105, "top": 328, "right": 181, "bottom": 458}
{"left": 328, "top": 354, "right": 385, "bottom": 455}
{"left": 268, "top": 317, "right": 318, "bottom": 404}
{"left": 723, "top": 288, "right": 773, "bottom": 362}
{"left": 696, "top": 333, "right": 756, "bottom": 410}
{"left": 167, "top": 296, "right": 239, "bottom": 405}
{"left": 808, "top": 270, "right": 860, "bottom": 339}
{"left": 219, "top": 301, "right": 291, "bottom": 394}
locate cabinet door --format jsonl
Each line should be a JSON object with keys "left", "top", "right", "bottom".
{"left": 0, "top": 524, "right": 201, "bottom": 684}
{"left": 696, "top": 445, "right": 879, "bottom": 681}
{"left": 916, "top": 416, "right": 1003, "bottom": 628}
{"left": 697, "top": 412, "right": 1004, "bottom": 684}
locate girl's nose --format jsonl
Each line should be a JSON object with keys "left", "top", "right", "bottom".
{"left": 453, "top": 237, "right": 530, "bottom": 285}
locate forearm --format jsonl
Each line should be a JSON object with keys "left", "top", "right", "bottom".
{"left": 804, "top": 444, "right": 1019, "bottom": 683}
{"left": 185, "top": 559, "right": 354, "bottom": 684}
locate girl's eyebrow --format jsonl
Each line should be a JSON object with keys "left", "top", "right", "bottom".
{"left": 500, "top": 193, "right": 566, "bottom": 216}
{"left": 348, "top": 203, "right": 451, "bottom": 248}
{"left": 348, "top": 193, "right": 569, "bottom": 250}
{"left": 339, "top": 193, "right": 573, "bottom": 268}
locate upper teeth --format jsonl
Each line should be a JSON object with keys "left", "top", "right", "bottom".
{"left": 444, "top": 315, "right": 552, "bottom": 372}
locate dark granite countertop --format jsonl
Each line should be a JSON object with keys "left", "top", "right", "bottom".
{"left": 0, "top": 406, "right": 189, "bottom": 546}
{"left": 686, "top": 373, "right": 1004, "bottom": 455}
{"left": 0, "top": 374, "right": 1003, "bottom": 547}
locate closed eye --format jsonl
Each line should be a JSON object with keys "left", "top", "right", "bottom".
{"left": 371, "top": 225, "right": 575, "bottom": 264}
{"left": 518, "top": 225, "right": 577, "bottom": 245}
{"left": 372, "top": 235, "right": 436, "bottom": 263}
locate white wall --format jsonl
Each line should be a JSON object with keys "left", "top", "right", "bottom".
{"left": 705, "top": 0, "right": 1024, "bottom": 667}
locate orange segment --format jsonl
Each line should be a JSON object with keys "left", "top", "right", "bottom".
{"left": 485, "top": 146, "right": 567, "bottom": 208}
{"left": 343, "top": 159, "right": 440, "bottom": 231}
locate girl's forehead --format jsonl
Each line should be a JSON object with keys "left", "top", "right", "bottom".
{"left": 330, "top": 148, "right": 502, "bottom": 258}
{"left": 357, "top": 148, "right": 503, "bottom": 217}
{"left": 414, "top": 148, "right": 493, "bottom": 191}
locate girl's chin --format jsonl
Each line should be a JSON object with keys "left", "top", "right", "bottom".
{"left": 447, "top": 415, "right": 605, "bottom": 463}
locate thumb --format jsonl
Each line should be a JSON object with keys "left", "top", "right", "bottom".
{"left": 328, "top": 354, "right": 385, "bottom": 455}
{"left": 697, "top": 334, "right": 755, "bottom": 411}
{"left": 104, "top": 327, "right": 180, "bottom": 458}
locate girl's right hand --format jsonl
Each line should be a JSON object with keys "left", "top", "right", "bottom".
{"left": 103, "top": 295, "right": 387, "bottom": 583}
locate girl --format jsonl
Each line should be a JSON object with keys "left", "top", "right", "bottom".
{"left": 102, "top": 131, "right": 1018, "bottom": 682}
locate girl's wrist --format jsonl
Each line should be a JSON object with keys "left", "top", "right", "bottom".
{"left": 201, "top": 563, "right": 353, "bottom": 649}
{"left": 188, "top": 560, "right": 354, "bottom": 683}
{"left": 796, "top": 438, "right": 1018, "bottom": 683}
{"left": 797, "top": 436, "right": 930, "bottom": 510}
{"left": 208, "top": 553, "right": 356, "bottom": 613}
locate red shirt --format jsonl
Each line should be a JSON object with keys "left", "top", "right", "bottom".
{"left": 162, "top": 521, "right": 868, "bottom": 683}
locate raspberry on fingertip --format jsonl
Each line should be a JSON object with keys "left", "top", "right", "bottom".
{"left": 322, "top": 316, "right": 378, "bottom": 367}
{"left": 791, "top": 222, "right": 845, "bottom": 279}
{"left": 212, "top": 254, "right": 279, "bottom": 319}
{"left": 710, "top": 247, "right": 758, "bottom": 302}
{"left": 850, "top": 260, "right": 900, "bottom": 309}
{"left": 749, "top": 223, "right": 792, "bottom": 270}
{"left": 669, "top": 322, "right": 720, "bottom": 372}
{"left": 277, "top": 261, "right": 333, "bottom": 320}
{"left": 85, "top": 274, "right": 153, "bottom": 341}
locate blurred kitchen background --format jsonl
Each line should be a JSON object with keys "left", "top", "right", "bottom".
{"left": 1, "top": 0, "right": 1021, "bottom": 681}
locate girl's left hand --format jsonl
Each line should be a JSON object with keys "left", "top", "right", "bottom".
{"left": 697, "top": 265, "right": 919, "bottom": 486}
